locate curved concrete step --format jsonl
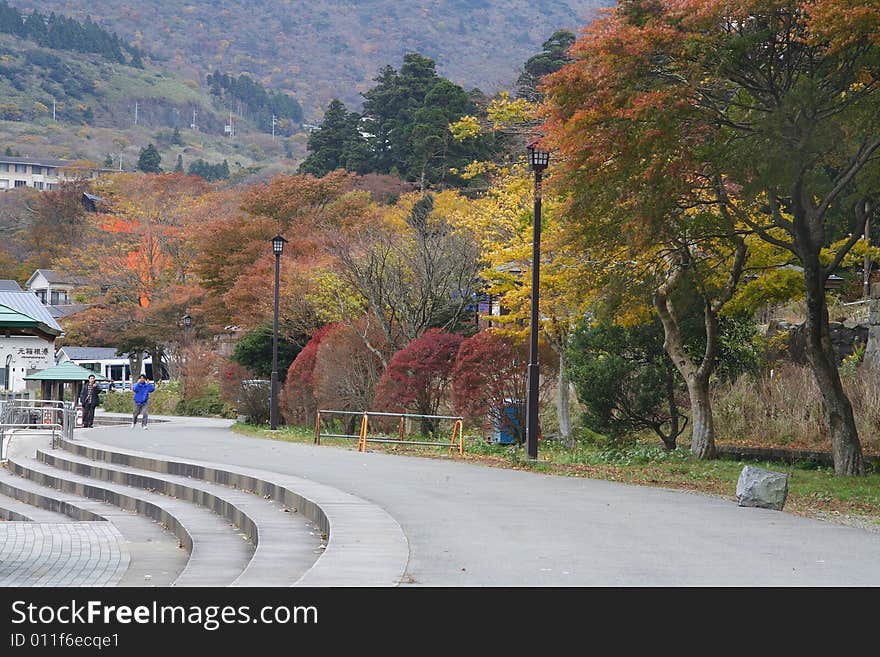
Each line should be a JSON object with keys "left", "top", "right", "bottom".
{"left": 1, "top": 467, "right": 106, "bottom": 521}
{"left": 6, "top": 451, "right": 252, "bottom": 587}
{"left": 0, "top": 492, "right": 77, "bottom": 522}
{"left": 37, "top": 447, "right": 323, "bottom": 586}
{"left": 62, "top": 436, "right": 410, "bottom": 586}
{"left": 0, "top": 467, "right": 186, "bottom": 586}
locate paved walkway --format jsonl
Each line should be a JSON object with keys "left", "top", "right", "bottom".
{"left": 80, "top": 413, "right": 880, "bottom": 586}
{"left": 0, "top": 521, "right": 128, "bottom": 587}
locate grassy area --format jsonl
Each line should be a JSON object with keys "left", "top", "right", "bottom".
{"left": 231, "top": 422, "right": 880, "bottom": 530}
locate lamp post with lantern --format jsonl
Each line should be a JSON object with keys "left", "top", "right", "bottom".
{"left": 180, "top": 314, "right": 192, "bottom": 397}
{"left": 270, "top": 235, "right": 287, "bottom": 430}
{"left": 525, "top": 142, "right": 549, "bottom": 460}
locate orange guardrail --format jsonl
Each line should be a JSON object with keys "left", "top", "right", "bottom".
{"left": 315, "top": 409, "right": 465, "bottom": 455}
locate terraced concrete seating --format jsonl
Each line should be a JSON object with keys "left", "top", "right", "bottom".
{"left": 5, "top": 451, "right": 254, "bottom": 586}
{"left": 1, "top": 465, "right": 191, "bottom": 586}
{"left": 35, "top": 447, "right": 322, "bottom": 586}
{"left": 59, "top": 436, "right": 410, "bottom": 586}
{"left": 3, "top": 428, "right": 408, "bottom": 587}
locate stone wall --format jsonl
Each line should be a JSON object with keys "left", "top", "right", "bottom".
{"left": 766, "top": 320, "right": 868, "bottom": 364}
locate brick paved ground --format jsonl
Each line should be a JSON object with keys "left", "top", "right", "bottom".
{"left": 0, "top": 522, "right": 129, "bottom": 587}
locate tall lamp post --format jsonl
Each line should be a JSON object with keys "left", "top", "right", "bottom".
{"left": 526, "top": 143, "right": 549, "bottom": 460}
{"left": 181, "top": 314, "right": 192, "bottom": 394}
{"left": 182, "top": 314, "right": 192, "bottom": 344}
{"left": 270, "top": 235, "right": 287, "bottom": 430}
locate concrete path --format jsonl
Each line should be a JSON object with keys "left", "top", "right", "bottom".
{"left": 0, "top": 522, "right": 128, "bottom": 587}
{"left": 80, "top": 413, "right": 880, "bottom": 586}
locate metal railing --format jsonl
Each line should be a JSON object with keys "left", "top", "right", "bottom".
{"left": 0, "top": 399, "right": 75, "bottom": 462}
{"left": 315, "top": 409, "right": 464, "bottom": 455}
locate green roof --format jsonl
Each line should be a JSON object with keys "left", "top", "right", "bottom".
{"left": 0, "top": 302, "right": 62, "bottom": 336}
{"left": 24, "top": 361, "right": 110, "bottom": 382}
{"left": 0, "top": 303, "right": 41, "bottom": 326}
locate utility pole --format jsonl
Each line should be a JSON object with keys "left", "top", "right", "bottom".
{"left": 190, "top": 108, "right": 198, "bottom": 132}
{"left": 52, "top": 99, "right": 56, "bottom": 121}
{"left": 134, "top": 102, "right": 139, "bottom": 125}
{"left": 272, "top": 114, "right": 277, "bottom": 141}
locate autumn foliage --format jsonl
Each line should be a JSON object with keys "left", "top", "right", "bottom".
{"left": 373, "top": 328, "right": 464, "bottom": 432}
{"left": 451, "top": 331, "right": 530, "bottom": 442}
{"left": 281, "top": 323, "right": 338, "bottom": 425}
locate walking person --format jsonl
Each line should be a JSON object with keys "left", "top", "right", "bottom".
{"left": 131, "top": 374, "right": 155, "bottom": 429}
{"left": 78, "top": 374, "right": 102, "bottom": 428}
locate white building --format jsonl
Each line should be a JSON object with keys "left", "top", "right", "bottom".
{"left": 0, "top": 156, "right": 78, "bottom": 191}
{"left": 55, "top": 346, "right": 155, "bottom": 386}
{"left": 25, "top": 269, "right": 90, "bottom": 319}
{"left": 0, "top": 283, "right": 62, "bottom": 393}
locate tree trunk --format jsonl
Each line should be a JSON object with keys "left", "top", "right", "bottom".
{"left": 151, "top": 347, "right": 162, "bottom": 386}
{"left": 803, "top": 264, "right": 864, "bottom": 475}
{"left": 685, "top": 376, "right": 716, "bottom": 458}
{"left": 653, "top": 269, "right": 718, "bottom": 460}
{"left": 662, "top": 365, "right": 680, "bottom": 450}
{"left": 128, "top": 352, "right": 143, "bottom": 385}
{"left": 556, "top": 352, "right": 573, "bottom": 447}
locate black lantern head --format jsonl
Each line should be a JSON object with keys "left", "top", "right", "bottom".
{"left": 271, "top": 234, "right": 288, "bottom": 255}
{"left": 527, "top": 142, "right": 550, "bottom": 171}
{"left": 182, "top": 314, "right": 192, "bottom": 328}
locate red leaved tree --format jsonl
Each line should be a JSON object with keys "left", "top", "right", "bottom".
{"left": 452, "top": 331, "right": 556, "bottom": 444}
{"left": 282, "top": 323, "right": 338, "bottom": 426}
{"left": 452, "top": 331, "right": 526, "bottom": 443}
{"left": 312, "top": 321, "right": 388, "bottom": 435}
{"left": 373, "top": 328, "right": 464, "bottom": 435}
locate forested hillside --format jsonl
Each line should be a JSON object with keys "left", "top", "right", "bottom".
{"left": 0, "top": 3, "right": 300, "bottom": 179}
{"left": 7, "top": 0, "right": 611, "bottom": 119}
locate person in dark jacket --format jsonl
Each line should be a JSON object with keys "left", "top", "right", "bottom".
{"left": 78, "top": 374, "right": 101, "bottom": 428}
{"left": 131, "top": 374, "right": 156, "bottom": 429}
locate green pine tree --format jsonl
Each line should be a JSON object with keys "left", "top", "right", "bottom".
{"left": 137, "top": 143, "right": 162, "bottom": 173}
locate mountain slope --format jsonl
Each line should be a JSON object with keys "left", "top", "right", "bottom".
{"left": 0, "top": 32, "right": 299, "bottom": 179}
{"left": 9, "top": 0, "right": 612, "bottom": 119}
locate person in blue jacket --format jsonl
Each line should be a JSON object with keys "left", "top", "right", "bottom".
{"left": 131, "top": 374, "right": 156, "bottom": 429}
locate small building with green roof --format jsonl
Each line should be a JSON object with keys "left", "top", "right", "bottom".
{"left": 24, "top": 361, "right": 109, "bottom": 403}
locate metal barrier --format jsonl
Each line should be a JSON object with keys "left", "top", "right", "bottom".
{"left": 0, "top": 399, "right": 75, "bottom": 462}
{"left": 315, "top": 409, "right": 465, "bottom": 455}
{"left": 0, "top": 423, "right": 63, "bottom": 461}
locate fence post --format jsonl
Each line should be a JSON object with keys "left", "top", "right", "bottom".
{"left": 357, "top": 413, "right": 369, "bottom": 452}
{"left": 398, "top": 416, "right": 405, "bottom": 441}
{"left": 449, "top": 420, "right": 464, "bottom": 455}
{"left": 314, "top": 411, "right": 322, "bottom": 445}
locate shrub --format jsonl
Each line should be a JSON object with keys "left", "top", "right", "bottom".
{"left": 312, "top": 322, "right": 386, "bottom": 416}
{"left": 712, "top": 362, "right": 880, "bottom": 453}
{"left": 237, "top": 379, "right": 271, "bottom": 425}
{"left": 451, "top": 331, "right": 538, "bottom": 443}
{"left": 174, "top": 382, "right": 232, "bottom": 417}
{"left": 100, "top": 380, "right": 182, "bottom": 415}
{"left": 566, "top": 319, "right": 686, "bottom": 449}
{"left": 281, "top": 323, "right": 337, "bottom": 426}
{"left": 373, "top": 328, "right": 464, "bottom": 434}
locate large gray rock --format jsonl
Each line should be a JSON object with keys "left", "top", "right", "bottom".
{"left": 736, "top": 466, "right": 789, "bottom": 510}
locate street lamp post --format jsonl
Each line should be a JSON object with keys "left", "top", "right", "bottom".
{"left": 526, "top": 143, "right": 549, "bottom": 460}
{"left": 270, "top": 235, "right": 287, "bottom": 430}
{"left": 181, "top": 314, "right": 192, "bottom": 393}
{"left": 182, "top": 314, "right": 192, "bottom": 344}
